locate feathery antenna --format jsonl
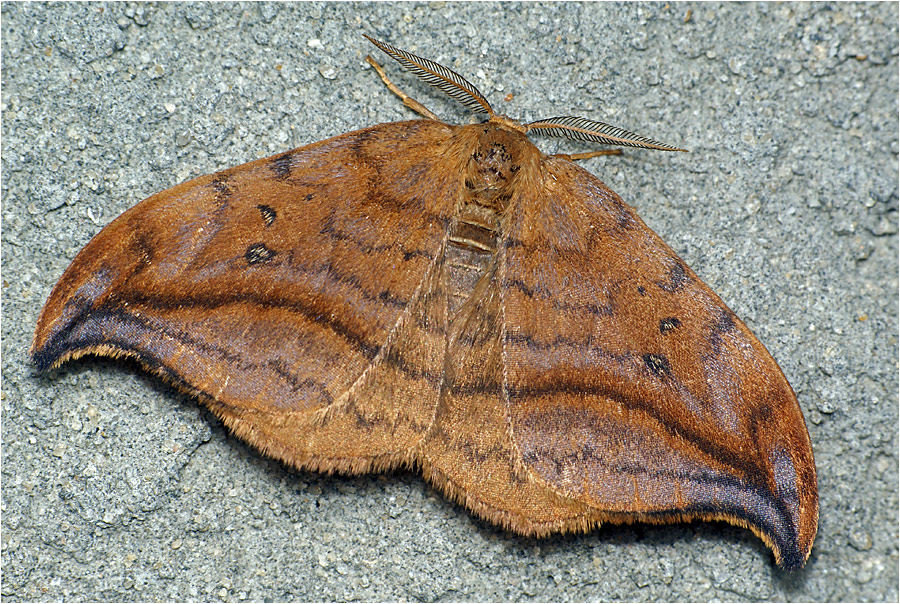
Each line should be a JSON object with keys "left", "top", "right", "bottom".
{"left": 526, "top": 116, "right": 687, "bottom": 152}
{"left": 365, "top": 35, "right": 686, "bottom": 153}
{"left": 364, "top": 35, "right": 494, "bottom": 117}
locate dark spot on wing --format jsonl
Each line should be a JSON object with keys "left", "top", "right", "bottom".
{"left": 643, "top": 353, "right": 672, "bottom": 378}
{"left": 130, "top": 232, "right": 154, "bottom": 272}
{"left": 270, "top": 153, "right": 294, "bottom": 180}
{"left": 715, "top": 307, "right": 736, "bottom": 333}
{"left": 657, "top": 260, "right": 689, "bottom": 292}
{"left": 659, "top": 317, "right": 682, "bottom": 334}
{"left": 210, "top": 176, "right": 232, "bottom": 203}
{"left": 257, "top": 204, "right": 277, "bottom": 227}
{"left": 245, "top": 243, "right": 277, "bottom": 264}
{"left": 708, "top": 307, "right": 739, "bottom": 353}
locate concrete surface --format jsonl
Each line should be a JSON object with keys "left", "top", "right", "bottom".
{"left": 2, "top": 2, "right": 897, "bottom": 601}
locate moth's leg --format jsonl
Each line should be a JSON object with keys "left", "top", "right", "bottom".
{"left": 551, "top": 149, "right": 623, "bottom": 161}
{"left": 366, "top": 56, "right": 441, "bottom": 121}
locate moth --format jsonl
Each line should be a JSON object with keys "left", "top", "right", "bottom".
{"left": 32, "top": 36, "right": 818, "bottom": 569}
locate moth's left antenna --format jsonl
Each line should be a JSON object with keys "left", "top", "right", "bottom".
{"left": 527, "top": 116, "right": 687, "bottom": 152}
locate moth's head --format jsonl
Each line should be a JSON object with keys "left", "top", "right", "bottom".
{"left": 462, "top": 120, "right": 539, "bottom": 195}
{"left": 488, "top": 114, "right": 528, "bottom": 135}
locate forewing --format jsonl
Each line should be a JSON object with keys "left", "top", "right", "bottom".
{"left": 500, "top": 157, "right": 818, "bottom": 569}
{"left": 32, "top": 120, "right": 461, "bottom": 472}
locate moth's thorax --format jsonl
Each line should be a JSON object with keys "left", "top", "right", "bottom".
{"left": 464, "top": 122, "right": 534, "bottom": 205}
{"left": 448, "top": 124, "right": 534, "bottom": 253}
{"left": 445, "top": 122, "right": 538, "bottom": 315}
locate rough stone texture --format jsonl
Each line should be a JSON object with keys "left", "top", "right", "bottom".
{"left": 3, "top": 2, "right": 897, "bottom": 601}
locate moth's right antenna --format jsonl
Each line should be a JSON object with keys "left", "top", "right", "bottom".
{"left": 364, "top": 35, "right": 494, "bottom": 117}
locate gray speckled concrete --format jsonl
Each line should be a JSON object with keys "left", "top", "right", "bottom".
{"left": 3, "top": 2, "right": 897, "bottom": 601}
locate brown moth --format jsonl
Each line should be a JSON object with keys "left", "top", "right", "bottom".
{"left": 31, "top": 36, "right": 818, "bottom": 569}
